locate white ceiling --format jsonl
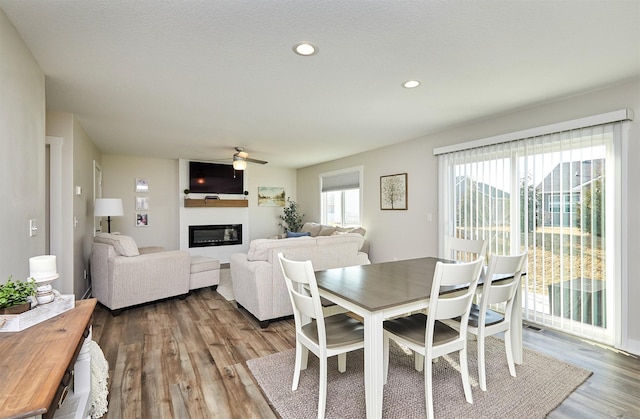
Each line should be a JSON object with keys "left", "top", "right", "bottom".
{"left": 1, "top": 1, "right": 638, "bottom": 168}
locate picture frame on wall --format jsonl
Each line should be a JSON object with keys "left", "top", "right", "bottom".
{"left": 136, "top": 212, "right": 149, "bottom": 227}
{"left": 380, "top": 173, "right": 408, "bottom": 210}
{"left": 135, "top": 178, "right": 149, "bottom": 193}
{"left": 135, "top": 196, "right": 149, "bottom": 211}
{"left": 257, "top": 186, "right": 286, "bottom": 207}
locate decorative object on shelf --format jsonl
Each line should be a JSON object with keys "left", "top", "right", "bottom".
{"left": 279, "top": 197, "right": 304, "bottom": 232}
{"left": 184, "top": 188, "right": 190, "bottom": 199}
{"left": 183, "top": 199, "right": 248, "bottom": 208}
{"left": 94, "top": 198, "right": 124, "bottom": 233}
{"left": 0, "top": 275, "right": 36, "bottom": 314}
{"left": 135, "top": 178, "right": 149, "bottom": 192}
{"left": 258, "top": 187, "right": 285, "bottom": 207}
{"left": 29, "top": 255, "right": 60, "bottom": 305}
{"left": 380, "top": 173, "right": 408, "bottom": 210}
{"left": 135, "top": 196, "right": 149, "bottom": 210}
{"left": 136, "top": 212, "right": 149, "bottom": 227}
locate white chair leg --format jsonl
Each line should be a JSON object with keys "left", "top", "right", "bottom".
{"left": 301, "top": 346, "right": 309, "bottom": 370}
{"left": 383, "top": 336, "right": 390, "bottom": 385}
{"left": 459, "top": 347, "right": 474, "bottom": 404}
{"left": 292, "top": 343, "right": 303, "bottom": 390}
{"left": 414, "top": 353, "right": 424, "bottom": 372}
{"left": 318, "top": 356, "right": 328, "bottom": 419}
{"left": 338, "top": 353, "right": 346, "bottom": 373}
{"left": 477, "top": 334, "right": 487, "bottom": 391}
{"left": 425, "top": 355, "right": 435, "bottom": 419}
{"left": 505, "top": 327, "right": 516, "bottom": 377}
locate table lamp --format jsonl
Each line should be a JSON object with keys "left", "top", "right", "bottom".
{"left": 94, "top": 198, "right": 124, "bottom": 233}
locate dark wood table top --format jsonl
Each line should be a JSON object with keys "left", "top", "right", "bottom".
{"left": 315, "top": 257, "right": 456, "bottom": 312}
{"left": 0, "top": 299, "right": 97, "bottom": 419}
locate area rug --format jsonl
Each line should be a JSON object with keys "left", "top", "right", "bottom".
{"left": 247, "top": 336, "right": 591, "bottom": 419}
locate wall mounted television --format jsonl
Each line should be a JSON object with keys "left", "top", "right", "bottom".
{"left": 188, "top": 161, "right": 244, "bottom": 194}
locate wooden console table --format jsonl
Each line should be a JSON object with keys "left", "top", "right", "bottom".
{"left": 0, "top": 298, "right": 97, "bottom": 419}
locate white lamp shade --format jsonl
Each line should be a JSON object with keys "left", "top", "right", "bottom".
{"left": 233, "top": 158, "right": 247, "bottom": 171}
{"left": 94, "top": 198, "right": 124, "bottom": 217}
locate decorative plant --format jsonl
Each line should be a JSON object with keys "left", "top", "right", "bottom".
{"left": 183, "top": 188, "right": 190, "bottom": 198}
{"left": 279, "top": 197, "right": 304, "bottom": 232}
{"left": 0, "top": 276, "right": 37, "bottom": 309}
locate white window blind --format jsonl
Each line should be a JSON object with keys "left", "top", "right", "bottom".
{"left": 437, "top": 111, "right": 632, "bottom": 345}
{"left": 321, "top": 170, "right": 360, "bottom": 192}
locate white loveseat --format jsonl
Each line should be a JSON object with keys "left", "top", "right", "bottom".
{"left": 91, "top": 233, "right": 191, "bottom": 313}
{"left": 230, "top": 232, "right": 370, "bottom": 327}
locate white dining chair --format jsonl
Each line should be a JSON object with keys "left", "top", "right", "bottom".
{"left": 277, "top": 252, "right": 365, "bottom": 419}
{"left": 382, "top": 258, "right": 484, "bottom": 419}
{"left": 445, "top": 236, "right": 488, "bottom": 262}
{"left": 461, "top": 252, "right": 527, "bottom": 391}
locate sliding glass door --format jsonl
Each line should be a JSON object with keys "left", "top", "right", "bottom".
{"left": 439, "top": 122, "right": 620, "bottom": 344}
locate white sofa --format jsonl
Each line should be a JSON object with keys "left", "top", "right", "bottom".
{"left": 91, "top": 233, "right": 191, "bottom": 313}
{"left": 230, "top": 232, "right": 370, "bottom": 327}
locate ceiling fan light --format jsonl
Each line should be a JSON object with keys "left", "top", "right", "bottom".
{"left": 233, "top": 158, "right": 247, "bottom": 171}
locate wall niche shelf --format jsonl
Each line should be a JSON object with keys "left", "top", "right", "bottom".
{"left": 184, "top": 199, "right": 248, "bottom": 208}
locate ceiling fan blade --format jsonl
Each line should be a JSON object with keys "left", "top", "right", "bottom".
{"left": 245, "top": 157, "right": 268, "bottom": 164}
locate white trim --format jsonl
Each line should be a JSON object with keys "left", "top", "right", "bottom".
{"left": 617, "top": 121, "right": 631, "bottom": 352}
{"left": 627, "top": 338, "right": 640, "bottom": 356}
{"left": 46, "top": 136, "right": 63, "bottom": 261}
{"left": 318, "top": 166, "right": 364, "bottom": 226}
{"left": 433, "top": 109, "right": 634, "bottom": 155}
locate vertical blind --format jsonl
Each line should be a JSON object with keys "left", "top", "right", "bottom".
{"left": 436, "top": 112, "right": 631, "bottom": 344}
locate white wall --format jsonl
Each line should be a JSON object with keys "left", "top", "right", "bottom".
{"left": 297, "top": 78, "right": 640, "bottom": 354}
{"left": 101, "top": 155, "right": 179, "bottom": 250}
{"left": 46, "top": 112, "right": 102, "bottom": 296}
{"left": 0, "top": 9, "right": 46, "bottom": 282}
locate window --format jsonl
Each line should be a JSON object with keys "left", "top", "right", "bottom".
{"left": 320, "top": 167, "right": 362, "bottom": 227}
{"left": 436, "top": 110, "right": 632, "bottom": 346}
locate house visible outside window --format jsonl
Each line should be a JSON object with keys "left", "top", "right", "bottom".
{"left": 320, "top": 167, "right": 362, "bottom": 227}
{"left": 436, "top": 111, "right": 631, "bottom": 346}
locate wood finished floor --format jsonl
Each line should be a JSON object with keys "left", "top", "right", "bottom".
{"left": 92, "top": 288, "right": 640, "bottom": 419}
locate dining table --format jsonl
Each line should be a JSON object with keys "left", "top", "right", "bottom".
{"left": 314, "top": 256, "right": 523, "bottom": 419}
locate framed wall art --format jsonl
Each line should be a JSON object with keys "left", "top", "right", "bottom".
{"left": 135, "top": 196, "right": 149, "bottom": 211}
{"left": 380, "top": 173, "right": 408, "bottom": 210}
{"left": 258, "top": 186, "right": 286, "bottom": 207}
{"left": 135, "top": 178, "right": 149, "bottom": 193}
{"left": 135, "top": 212, "right": 149, "bottom": 227}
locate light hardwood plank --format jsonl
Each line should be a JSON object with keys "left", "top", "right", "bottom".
{"left": 94, "top": 287, "right": 640, "bottom": 419}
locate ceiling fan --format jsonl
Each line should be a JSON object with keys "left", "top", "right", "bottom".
{"left": 231, "top": 147, "right": 268, "bottom": 170}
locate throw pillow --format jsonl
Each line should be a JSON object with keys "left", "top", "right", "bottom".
{"left": 318, "top": 226, "right": 336, "bottom": 236}
{"left": 94, "top": 233, "right": 140, "bottom": 257}
{"left": 301, "top": 222, "right": 322, "bottom": 237}
{"left": 286, "top": 231, "right": 312, "bottom": 238}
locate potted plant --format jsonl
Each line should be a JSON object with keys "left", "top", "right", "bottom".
{"left": 0, "top": 276, "right": 37, "bottom": 314}
{"left": 279, "top": 197, "right": 304, "bottom": 233}
{"left": 183, "top": 188, "right": 190, "bottom": 199}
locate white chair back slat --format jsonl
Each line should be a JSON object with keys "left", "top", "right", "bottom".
{"left": 445, "top": 236, "right": 488, "bottom": 262}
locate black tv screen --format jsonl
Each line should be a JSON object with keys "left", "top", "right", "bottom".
{"left": 188, "top": 161, "right": 244, "bottom": 194}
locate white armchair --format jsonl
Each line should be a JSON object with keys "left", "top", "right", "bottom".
{"left": 90, "top": 233, "right": 191, "bottom": 313}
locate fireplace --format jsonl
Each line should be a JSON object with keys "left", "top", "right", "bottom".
{"left": 189, "top": 224, "right": 242, "bottom": 247}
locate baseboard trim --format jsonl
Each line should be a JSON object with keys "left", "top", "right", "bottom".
{"left": 626, "top": 337, "right": 640, "bottom": 356}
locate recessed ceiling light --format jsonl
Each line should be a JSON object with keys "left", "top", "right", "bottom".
{"left": 293, "top": 42, "right": 318, "bottom": 56}
{"left": 402, "top": 80, "right": 421, "bottom": 89}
